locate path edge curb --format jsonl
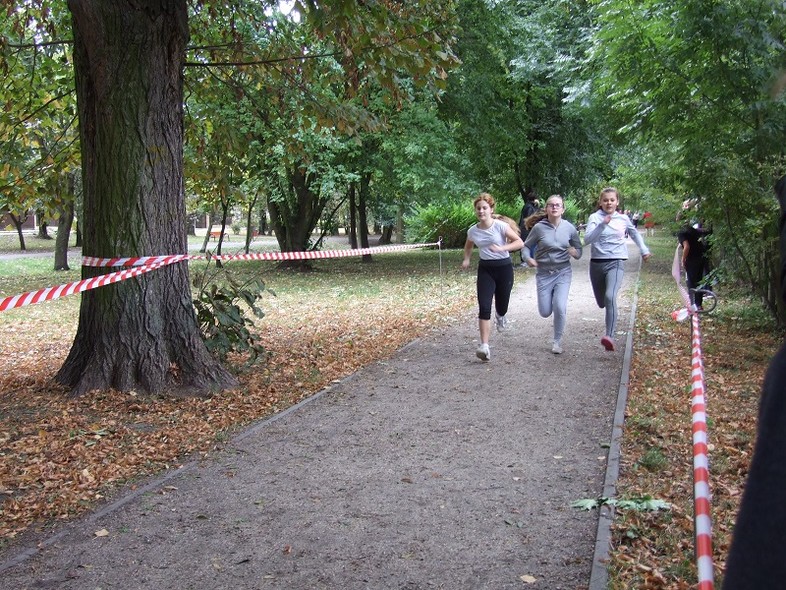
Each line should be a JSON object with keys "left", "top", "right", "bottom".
{"left": 588, "top": 259, "right": 642, "bottom": 590}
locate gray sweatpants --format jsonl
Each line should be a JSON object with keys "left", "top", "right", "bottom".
{"left": 589, "top": 259, "right": 625, "bottom": 338}
{"left": 535, "top": 265, "right": 572, "bottom": 344}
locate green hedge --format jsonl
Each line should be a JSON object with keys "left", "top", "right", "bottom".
{"left": 406, "top": 202, "right": 522, "bottom": 248}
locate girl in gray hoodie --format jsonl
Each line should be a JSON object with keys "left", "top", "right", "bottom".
{"left": 523, "top": 194, "right": 582, "bottom": 354}
{"left": 583, "top": 187, "right": 651, "bottom": 351}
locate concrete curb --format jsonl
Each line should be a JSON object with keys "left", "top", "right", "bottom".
{"left": 588, "top": 258, "right": 642, "bottom": 590}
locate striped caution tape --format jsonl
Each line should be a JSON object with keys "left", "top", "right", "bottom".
{"left": 690, "top": 311, "right": 714, "bottom": 590}
{"left": 671, "top": 245, "right": 715, "bottom": 590}
{"left": 1, "top": 241, "right": 441, "bottom": 312}
{"left": 0, "top": 260, "right": 171, "bottom": 312}
{"left": 81, "top": 242, "right": 440, "bottom": 267}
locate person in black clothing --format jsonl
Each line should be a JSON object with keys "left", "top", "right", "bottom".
{"left": 517, "top": 191, "right": 539, "bottom": 266}
{"left": 677, "top": 221, "right": 711, "bottom": 308}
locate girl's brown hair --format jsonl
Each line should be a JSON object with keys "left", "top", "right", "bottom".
{"left": 474, "top": 192, "right": 495, "bottom": 209}
{"left": 598, "top": 187, "right": 620, "bottom": 207}
{"left": 492, "top": 213, "right": 521, "bottom": 237}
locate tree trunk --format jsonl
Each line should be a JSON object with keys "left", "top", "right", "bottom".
{"left": 358, "top": 172, "right": 372, "bottom": 262}
{"left": 267, "top": 164, "right": 331, "bottom": 270}
{"left": 37, "top": 216, "right": 52, "bottom": 239}
{"left": 244, "top": 192, "right": 259, "bottom": 254}
{"left": 348, "top": 182, "right": 358, "bottom": 249}
{"left": 395, "top": 201, "right": 405, "bottom": 244}
{"left": 216, "top": 197, "right": 229, "bottom": 257}
{"left": 9, "top": 213, "right": 27, "bottom": 251}
{"left": 54, "top": 200, "right": 74, "bottom": 271}
{"left": 58, "top": 0, "right": 237, "bottom": 397}
{"left": 199, "top": 210, "right": 215, "bottom": 253}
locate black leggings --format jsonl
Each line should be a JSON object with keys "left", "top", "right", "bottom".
{"left": 685, "top": 261, "right": 707, "bottom": 307}
{"left": 477, "top": 259, "right": 514, "bottom": 320}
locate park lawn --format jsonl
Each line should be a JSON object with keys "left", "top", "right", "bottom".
{"left": 0, "top": 235, "right": 781, "bottom": 590}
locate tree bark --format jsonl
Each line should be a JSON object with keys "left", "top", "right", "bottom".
{"left": 358, "top": 171, "right": 372, "bottom": 262}
{"left": 54, "top": 200, "right": 74, "bottom": 271}
{"left": 244, "top": 192, "right": 259, "bottom": 254}
{"left": 348, "top": 182, "right": 358, "bottom": 249}
{"left": 58, "top": 0, "right": 237, "bottom": 396}
{"left": 37, "top": 217, "right": 52, "bottom": 239}
{"left": 267, "top": 164, "right": 331, "bottom": 270}
{"left": 9, "top": 213, "right": 27, "bottom": 251}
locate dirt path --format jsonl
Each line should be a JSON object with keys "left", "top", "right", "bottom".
{"left": 0, "top": 249, "right": 643, "bottom": 590}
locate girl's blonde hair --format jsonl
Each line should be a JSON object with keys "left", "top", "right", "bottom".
{"left": 524, "top": 194, "right": 563, "bottom": 230}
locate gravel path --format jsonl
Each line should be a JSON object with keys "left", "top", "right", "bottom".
{"left": 0, "top": 249, "right": 644, "bottom": 590}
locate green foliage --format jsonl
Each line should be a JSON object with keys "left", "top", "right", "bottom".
{"left": 0, "top": 5, "right": 80, "bottom": 227}
{"left": 571, "top": 496, "right": 671, "bottom": 512}
{"left": 636, "top": 446, "right": 668, "bottom": 472}
{"left": 587, "top": 0, "right": 786, "bottom": 322}
{"left": 406, "top": 199, "right": 523, "bottom": 248}
{"left": 192, "top": 261, "right": 268, "bottom": 367}
{"left": 406, "top": 202, "right": 476, "bottom": 248}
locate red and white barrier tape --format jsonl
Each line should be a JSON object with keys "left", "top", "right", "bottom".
{"left": 81, "top": 242, "right": 439, "bottom": 267}
{"left": 671, "top": 245, "right": 714, "bottom": 590}
{"left": 1, "top": 241, "right": 441, "bottom": 312}
{"left": 691, "top": 311, "right": 713, "bottom": 590}
{"left": 0, "top": 261, "right": 169, "bottom": 312}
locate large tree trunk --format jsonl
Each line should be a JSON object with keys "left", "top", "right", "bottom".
{"left": 58, "top": 0, "right": 237, "bottom": 397}
{"left": 267, "top": 165, "right": 331, "bottom": 269}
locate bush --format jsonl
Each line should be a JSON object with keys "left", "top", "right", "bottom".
{"left": 192, "top": 260, "right": 268, "bottom": 366}
{"left": 406, "top": 202, "right": 523, "bottom": 249}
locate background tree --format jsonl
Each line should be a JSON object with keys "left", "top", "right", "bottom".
{"left": 439, "top": 0, "right": 604, "bottom": 207}
{"left": 587, "top": 0, "right": 786, "bottom": 321}
{"left": 34, "top": 0, "right": 458, "bottom": 395}
{"left": 0, "top": 7, "right": 79, "bottom": 255}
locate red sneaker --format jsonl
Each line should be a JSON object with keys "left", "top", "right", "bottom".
{"left": 601, "top": 336, "right": 615, "bottom": 351}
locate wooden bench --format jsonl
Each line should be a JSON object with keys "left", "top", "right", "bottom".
{"left": 209, "top": 230, "right": 222, "bottom": 240}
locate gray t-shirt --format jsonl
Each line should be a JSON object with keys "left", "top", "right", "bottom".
{"left": 584, "top": 210, "right": 650, "bottom": 259}
{"left": 467, "top": 219, "right": 512, "bottom": 261}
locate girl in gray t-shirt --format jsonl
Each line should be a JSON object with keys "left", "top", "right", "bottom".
{"left": 461, "top": 193, "right": 524, "bottom": 361}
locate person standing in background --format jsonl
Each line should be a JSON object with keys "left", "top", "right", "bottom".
{"left": 583, "top": 187, "right": 651, "bottom": 352}
{"left": 462, "top": 192, "right": 524, "bottom": 361}
{"left": 517, "top": 191, "right": 539, "bottom": 267}
{"left": 522, "top": 194, "right": 583, "bottom": 354}
{"left": 677, "top": 220, "right": 711, "bottom": 309}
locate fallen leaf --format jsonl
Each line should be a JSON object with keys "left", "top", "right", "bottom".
{"left": 94, "top": 528, "right": 109, "bottom": 537}
{"left": 520, "top": 574, "right": 537, "bottom": 583}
